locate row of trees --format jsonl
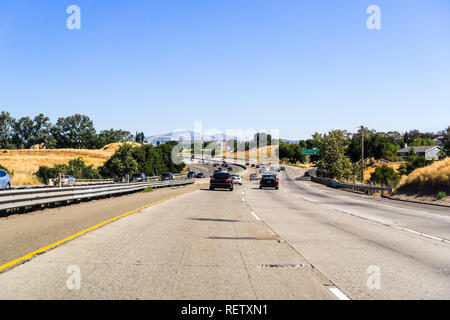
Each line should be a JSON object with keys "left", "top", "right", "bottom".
{"left": 310, "top": 127, "right": 450, "bottom": 187}
{"left": 280, "top": 127, "right": 449, "bottom": 172}
{"left": 35, "top": 142, "right": 184, "bottom": 182}
{"left": 0, "top": 111, "right": 145, "bottom": 149}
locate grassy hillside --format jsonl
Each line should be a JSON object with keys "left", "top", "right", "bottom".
{"left": 396, "top": 157, "right": 449, "bottom": 195}
{"left": 0, "top": 143, "right": 140, "bottom": 185}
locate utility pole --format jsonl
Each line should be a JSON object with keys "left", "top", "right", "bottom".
{"left": 361, "top": 126, "right": 365, "bottom": 184}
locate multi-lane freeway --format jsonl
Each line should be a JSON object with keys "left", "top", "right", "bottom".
{"left": 0, "top": 164, "right": 449, "bottom": 299}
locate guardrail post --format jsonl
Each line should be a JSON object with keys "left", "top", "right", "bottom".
{"left": 58, "top": 173, "right": 62, "bottom": 188}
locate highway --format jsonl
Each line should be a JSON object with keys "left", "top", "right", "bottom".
{"left": 0, "top": 165, "right": 449, "bottom": 299}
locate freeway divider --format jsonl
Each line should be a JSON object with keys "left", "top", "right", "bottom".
{"left": 0, "top": 179, "right": 194, "bottom": 211}
{"left": 310, "top": 176, "right": 393, "bottom": 196}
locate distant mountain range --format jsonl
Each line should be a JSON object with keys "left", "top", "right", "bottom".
{"left": 145, "top": 130, "right": 238, "bottom": 146}
{"left": 145, "top": 130, "right": 300, "bottom": 146}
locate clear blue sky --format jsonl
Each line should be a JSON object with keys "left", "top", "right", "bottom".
{"left": 1, "top": 0, "right": 449, "bottom": 140}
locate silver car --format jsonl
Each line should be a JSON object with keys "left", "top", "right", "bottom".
{"left": 0, "top": 170, "right": 11, "bottom": 190}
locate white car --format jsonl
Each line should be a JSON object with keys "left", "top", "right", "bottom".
{"left": 231, "top": 174, "right": 243, "bottom": 185}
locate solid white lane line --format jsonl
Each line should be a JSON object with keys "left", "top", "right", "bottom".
{"left": 329, "top": 287, "right": 350, "bottom": 300}
{"left": 391, "top": 225, "right": 450, "bottom": 244}
{"left": 251, "top": 211, "right": 261, "bottom": 221}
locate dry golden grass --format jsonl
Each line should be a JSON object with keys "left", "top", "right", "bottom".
{"left": 364, "top": 162, "right": 403, "bottom": 182}
{"left": 225, "top": 145, "right": 278, "bottom": 162}
{"left": 0, "top": 143, "right": 140, "bottom": 185}
{"left": 397, "top": 157, "right": 450, "bottom": 193}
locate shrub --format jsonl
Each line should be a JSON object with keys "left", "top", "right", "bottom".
{"left": 437, "top": 191, "right": 447, "bottom": 200}
{"left": 36, "top": 158, "right": 101, "bottom": 184}
{"left": 370, "top": 165, "right": 401, "bottom": 187}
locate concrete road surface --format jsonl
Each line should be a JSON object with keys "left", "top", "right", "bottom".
{"left": 0, "top": 179, "right": 336, "bottom": 300}
{"left": 244, "top": 167, "right": 450, "bottom": 299}
{"left": 0, "top": 165, "right": 448, "bottom": 299}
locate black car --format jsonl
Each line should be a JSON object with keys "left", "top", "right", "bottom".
{"left": 130, "top": 173, "right": 147, "bottom": 182}
{"left": 187, "top": 171, "right": 196, "bottom": 178}
{"left": 209, "top": 172, "right": 234, "bottom": 191}
{"left": 160, "top": 172, "right": 174, "bottom": 181}
{"left": 259, "top": 174, "right": 279, "bottom": 190}
{"left": 196, "top": 173, "right": 205, "bottom": 178}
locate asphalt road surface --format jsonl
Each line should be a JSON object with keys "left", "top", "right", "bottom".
{"left": 0, "top": 165, "right": 448, "bottom": 299}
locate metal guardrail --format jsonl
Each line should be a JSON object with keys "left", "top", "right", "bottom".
{"left": 311, "top": 176, "right": 393, "bottom": 195}
{"left": 0, "top": 179, "right": 194, "bottom": 211}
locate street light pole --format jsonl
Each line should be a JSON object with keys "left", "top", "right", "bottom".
{"left": 361, "top": 126, "right": 365, "bottom": 184}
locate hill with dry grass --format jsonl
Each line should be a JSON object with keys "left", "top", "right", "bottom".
{"left": 0, "top": 142, "right": 140, "bottom": 185}
{"left": 396, "top": 157, "right": 449, "bottom": 195}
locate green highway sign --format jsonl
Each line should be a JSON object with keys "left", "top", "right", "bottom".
{"left": 302, "top": 149, "right": 320, "bottom": 156}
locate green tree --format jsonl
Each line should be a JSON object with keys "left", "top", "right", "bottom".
{"left": 315, "top": 130, "right": 355, "bottom": 181}
{"left": 370, "top": 165, "right": 401, "bottom": 187}
{"left": 0, "top": 111, "right": 15, "bottom": 149}
{"left": 135, "top": 132, "right": 145, "bottom": 144}
{"left": 32, "top": 113, "right": 54, "bottom": 148}
{"left": 96, "top": 129, "right": 133, "bottom": 148}
{"left": 11, "top": 116, "right": 34, "bottom": 148}
{"left": 99, "top": 144, "right": 139, "bottom": 177}
{"left": 51, "top": 114, "right": 97, "bottom": 149}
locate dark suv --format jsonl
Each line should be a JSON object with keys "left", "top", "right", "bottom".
{"left": 130, "top": 173, "right": 147, "bottom": 182}
{"left": 259, "top": 174, "right": 279, "bottom": 190}
{"left": 209, "top": 172, "right": 234, "bottom": 191}
{"left": 160, "top": 172, "right": 174, "bottom": 181}
{"left": 187, "top": 171, "right": 196, "bottom": 178}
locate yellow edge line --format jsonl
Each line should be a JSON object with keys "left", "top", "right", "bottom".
{"left": 0, "top": 192, "right": 189, "bottom": 272}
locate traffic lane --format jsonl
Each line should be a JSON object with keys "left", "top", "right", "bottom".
{"left": 283, "top": 169, "right": 450, "bottom": 240}
{"left": 0, "top": 184, "right": 200, "bottom": 266}
{"left": 0, "top": 181, "right": 335, "bottom": 300}
{"left": 285, "top": 166, "right": 449, "bottom": 217}
{"left": 245, "top": 177, "right": 450, "bottom": 299}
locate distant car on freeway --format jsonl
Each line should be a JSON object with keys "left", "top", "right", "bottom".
{"left": 160, "top": 172, "right": 174, "bottom": 181}
{"left": 209, "top": 172, "right": 234, "bottom": 191}
{"left": 250, "top": 173, "right": 259, "bottom": 181}
{"left": 256, "top": 164, "right": 261, "bottom": 168}
{"left": 195, "top": 173, "right": 205, "bottom": 178}
{"left": 251, "top": 164, "right": 256, "bottom": 168}
{"left": 187, "top": 171, "right": 196, "bottom": 178}
{"left": 130, "top": 173, "right": 147, "bottom": 182}
{"left": 54, "top": 175, "right": 76, "bottom": 187}
{"left": 231, "top": 174, "right": 242, "bottom": 185}
{"left": 259, "top": 174, "right": 279, "bottom": 190}
{"left": 0, "top": 169, "right": 12, "bottom": 190}
{"left": 280, "top": 166, "right": 285, "bottom": 171}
